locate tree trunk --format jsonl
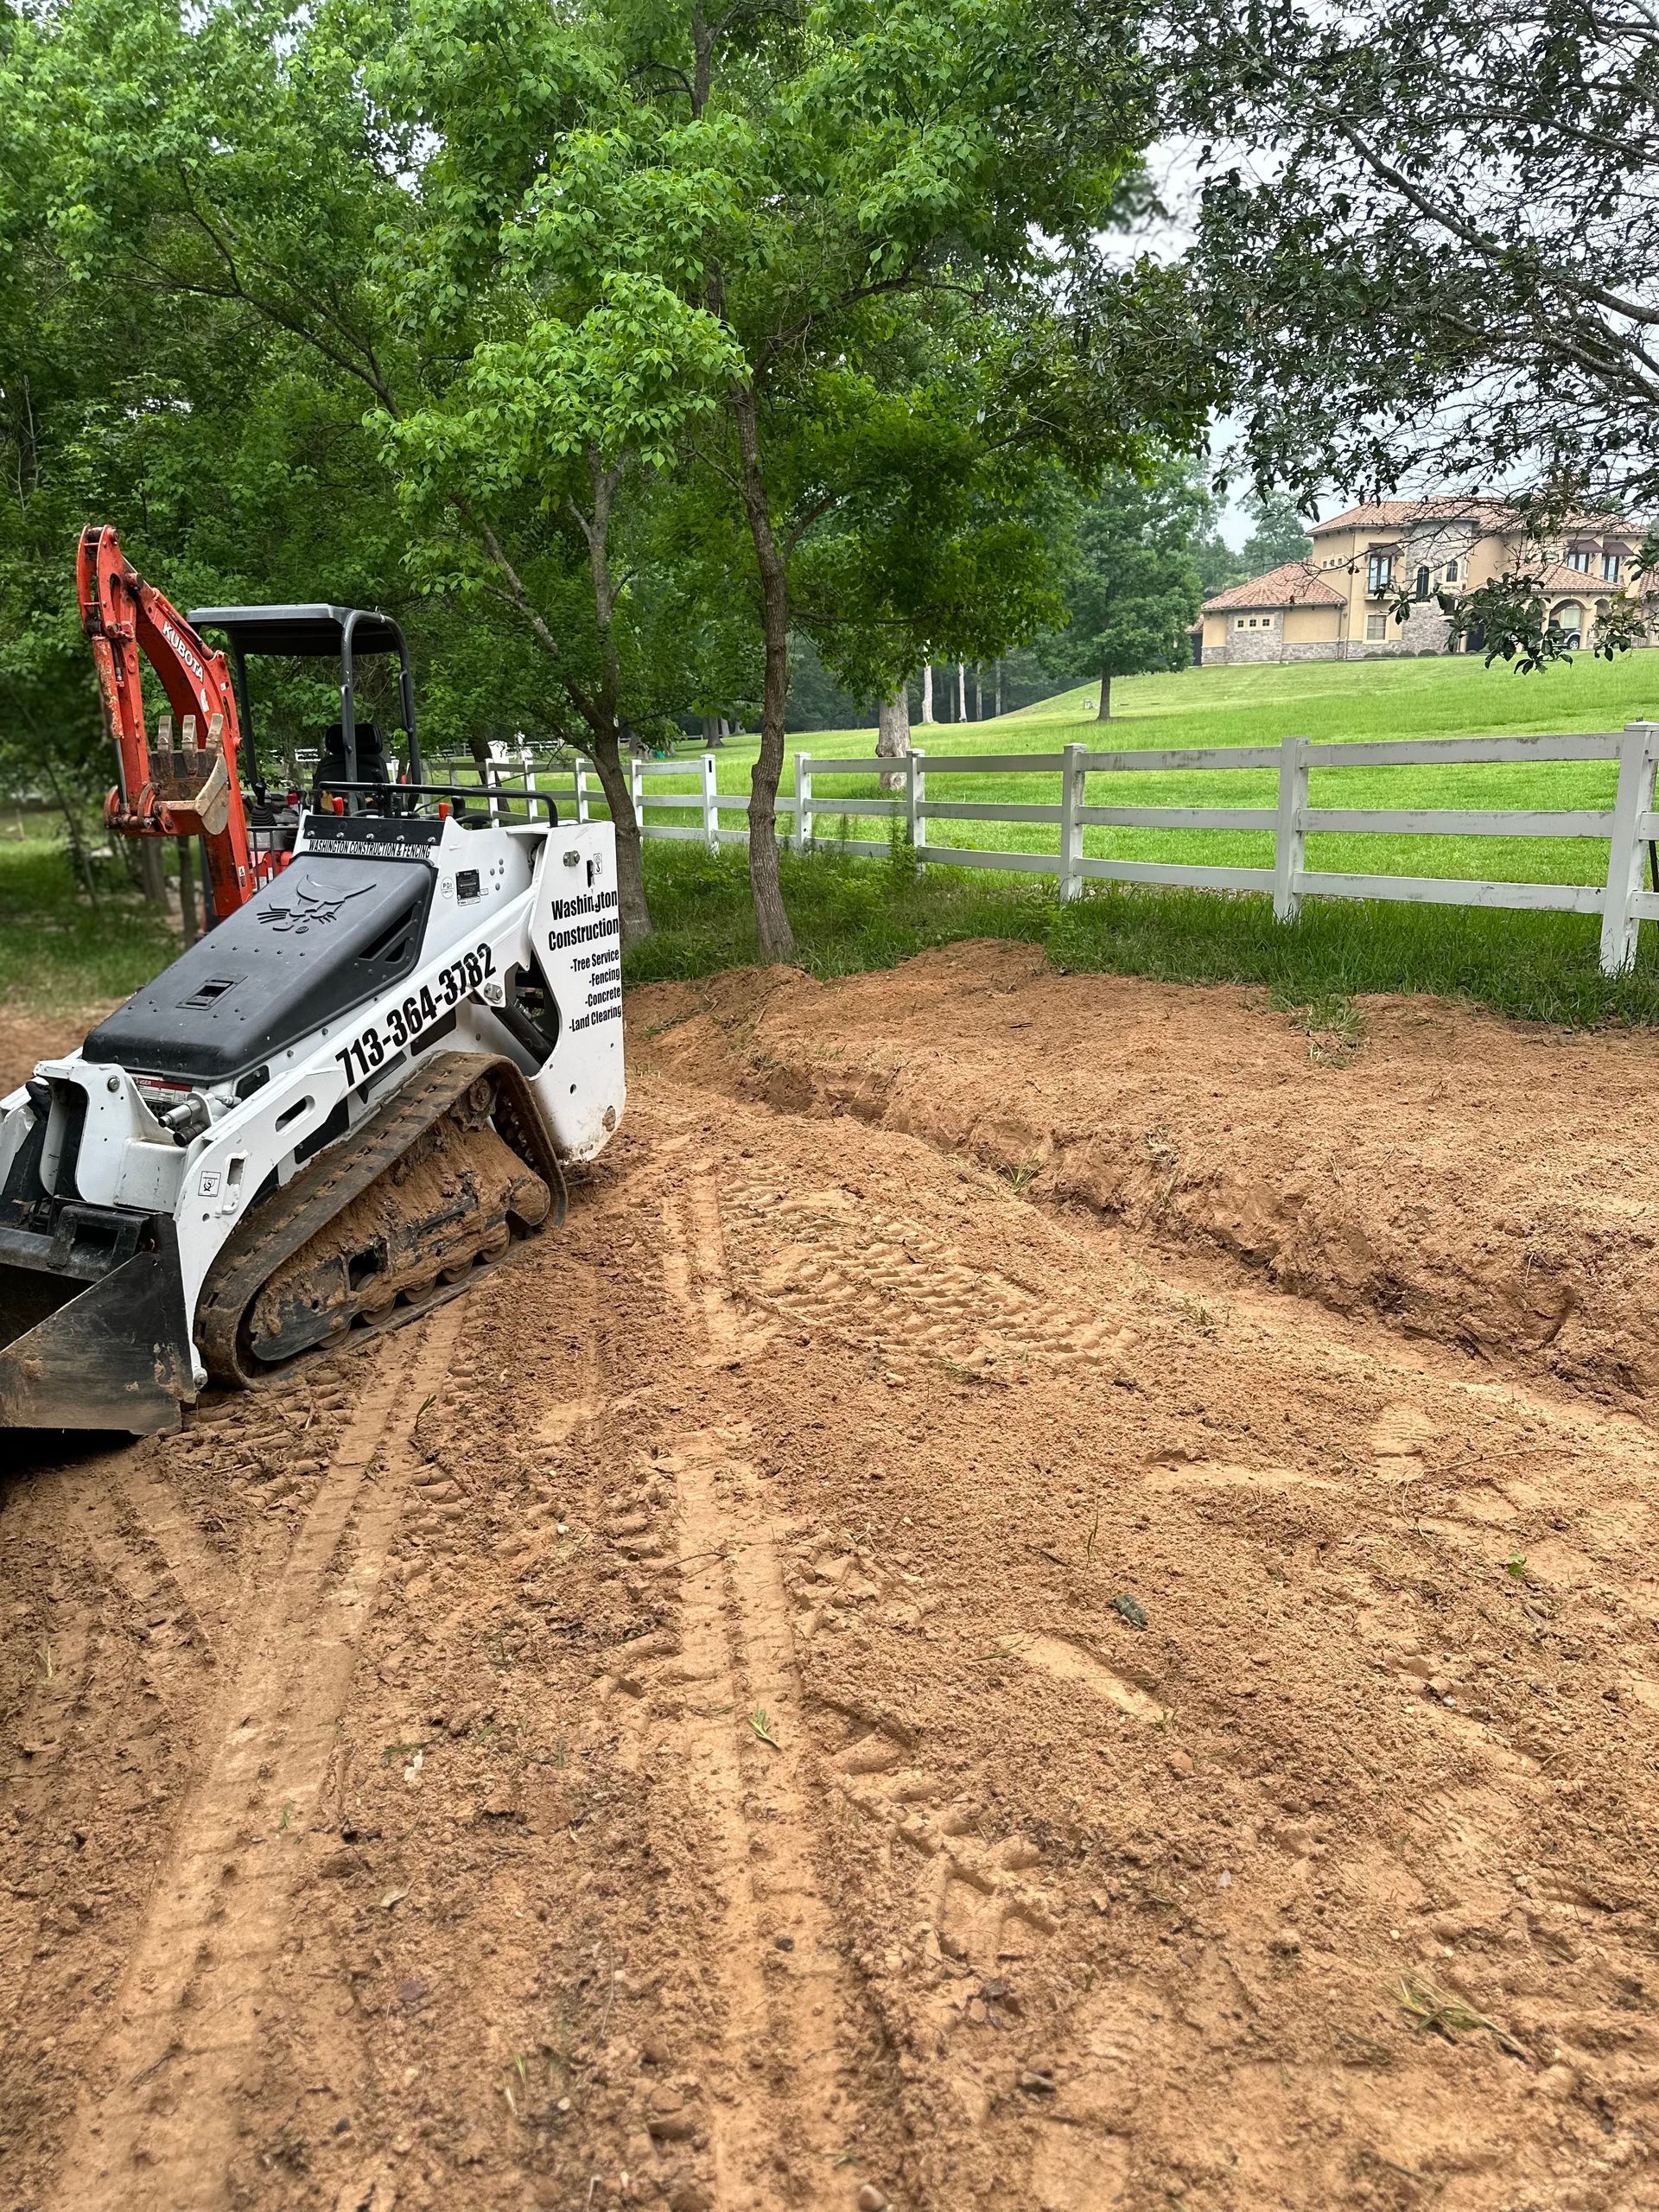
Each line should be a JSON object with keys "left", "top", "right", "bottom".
{"left": 730, "top": 379, "right": 796, "bottom": 960}
{"left": 957, "top": 661, "right": 968, "bottom": 721}
{"left": 467, "top": 500, "right": 653, "bottom": 944}
{"left": 921, "top": 664, "right": 934, "bottom": 722}
{"left": 995, "top": 658, "right": 1003, "bottom": 716}
{"left": 587, "top": 730, "right": 652, "bottom": 949}
{"left": 1097, "top": 668, "right": 1112, "bottom": 721}
{"left": 138, "top": 839, "right": 167, "bottom": 904}
{"left": 975, "top": 664, "right": 983, "bottom": 721}
{"left": 876, "top": 684, "right": 911, "bottom": 793}
{"left": 178, "top": 836, "right": 200, "bottom": 946}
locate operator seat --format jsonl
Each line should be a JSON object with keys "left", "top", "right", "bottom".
{"left": 312, "top": 719, "right": 391, "bottom": 807}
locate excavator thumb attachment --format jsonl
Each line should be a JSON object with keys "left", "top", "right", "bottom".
{"left": 0, "top": 1212, "right": 194, "bottom": 1434}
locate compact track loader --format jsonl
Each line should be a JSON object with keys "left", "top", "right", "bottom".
{"left": 0, "top": 527, "right": 624, "bottom": 1433}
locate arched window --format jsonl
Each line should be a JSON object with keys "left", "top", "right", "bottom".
{"left": 1414, "top": 565, "right": 1430, "bottom": 601}
{"left": 1554, "top": 601, "right": 1584, "bottom": 645}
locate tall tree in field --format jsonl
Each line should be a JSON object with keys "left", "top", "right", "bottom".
{"left": 543, "top": 0, "right": 1218, "bottom": 954}
{"left": 1041, "top": 465, "right": 1207, "bottom": 719}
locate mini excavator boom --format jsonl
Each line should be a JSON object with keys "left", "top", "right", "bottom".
{"left": 78, "top": 523, "right": 262, "bottom": 918}
{"left": 0, "top": 530, "right": 625, "bottom": 1434}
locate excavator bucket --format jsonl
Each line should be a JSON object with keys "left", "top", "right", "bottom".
{"left": 0, "top": 1213, "right": 194, "bottom": 1433}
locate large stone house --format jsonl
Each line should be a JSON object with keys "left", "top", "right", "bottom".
{"left": 1197, "top": 498, "right": 1651, "bottom": 666}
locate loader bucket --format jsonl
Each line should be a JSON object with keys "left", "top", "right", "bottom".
{"left": 0, "top": 1213, "right": 194, "bottom": 1435}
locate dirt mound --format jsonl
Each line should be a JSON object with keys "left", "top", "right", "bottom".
{"left": 5, "top": 959, "right": 1659, "bottom": 2209}
{"left": 0, "top": 1001, "right": 117, "bottom": 1095}
{"left": 635, "top": 942, "right": 1659, "bottom": 1408}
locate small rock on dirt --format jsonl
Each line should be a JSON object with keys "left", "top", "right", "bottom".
{"left": 856, "top": 2187, "right": 888, "bottom": 2211}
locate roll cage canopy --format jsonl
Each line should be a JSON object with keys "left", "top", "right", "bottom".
{"left": 188, "top": 602, "right": 423, "bottom": 790}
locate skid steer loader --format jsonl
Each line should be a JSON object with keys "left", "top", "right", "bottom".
{"left": 0, "top": 527, "right": 625, "bottom": 1434}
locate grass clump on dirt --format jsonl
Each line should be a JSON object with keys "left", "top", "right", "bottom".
{"left": 628, "top": 840, "right": 1659, "bottom": 1028}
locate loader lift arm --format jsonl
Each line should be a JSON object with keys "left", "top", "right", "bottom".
{"left": 77, "top": 523, "right": 257, "bottom": 918}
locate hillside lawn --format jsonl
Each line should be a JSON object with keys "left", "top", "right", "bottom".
{"left": 9, "top": 651, "right": 1659, "bottom": 1030}
{"left": 631, "top": 649, "right": 1659, "bottom": 888}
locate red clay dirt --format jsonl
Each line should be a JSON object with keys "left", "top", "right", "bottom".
{"left": 4, "top": 951, "right": 1659, "bottom": 2212}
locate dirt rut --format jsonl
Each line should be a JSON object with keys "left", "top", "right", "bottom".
{"left": 3, "top": 965, "right": 1659, "bottom": 2210}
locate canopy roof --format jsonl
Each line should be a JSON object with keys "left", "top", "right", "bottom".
{"left": 188, "top": 605, "right": 407, "bottom": 659}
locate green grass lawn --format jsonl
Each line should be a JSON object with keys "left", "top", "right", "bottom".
{"left": 614, "top": 652, "right": 1659, "bottom": 1026}
{"left": 0, "top": 836, "right": 180, "bottom": 1018}
{"left": 613, "top": 650, "right": 1659, "bottom": 889}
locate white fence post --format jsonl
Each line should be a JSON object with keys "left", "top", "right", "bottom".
{"left": 907, "top": 746, "right": 926, "bottom": 862}
{"left": 630, "top": 753, "right": 644, "bottom": 832}
{"left": 1058, "top": 741, "right": 1087, "bottom": 901}
{"left": 701, "top": 751, "right": 719, "bottom": 850}
{"left": 574, "top": 760, "right": 589, "bottom": 823}
{"left": 1599, "top": 720, "right": 1659, "bottom": 974}
{"left": 795, "top": 751, "right": 813, "bottom": 851}
{"left": 1274, "top": 734, "right": 1309, "bottom": 922}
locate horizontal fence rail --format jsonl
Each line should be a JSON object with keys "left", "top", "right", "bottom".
{"left": 439, "top": 724, "right": 1659, "bottom": 976}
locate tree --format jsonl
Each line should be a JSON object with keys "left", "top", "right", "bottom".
{"left": 1039, "top": 464, "right": 1207, "bottom": 719}
{"left": 1240, "top": 490, "right": 1311, "bottom": 574}
{"left": 532, "top": 0, "right": 1220, "bottom": 954}
{"left": 1174, "top": 0, "right": 1659, "bottom": 527}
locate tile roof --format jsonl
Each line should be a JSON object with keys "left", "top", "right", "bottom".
{"left": 1310, "top": 499, "right": 1518, "bottom": 537}
{"left": 1202, "top": 560, "right": 1349, "bottom": 613}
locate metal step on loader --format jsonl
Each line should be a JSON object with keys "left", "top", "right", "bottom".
{"left": 0, "top": 526, "right": 625, "bottom": 1433}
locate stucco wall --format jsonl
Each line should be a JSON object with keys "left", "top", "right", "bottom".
{"left": 1282, "top": 606, "right": 1343, "bottom": 645}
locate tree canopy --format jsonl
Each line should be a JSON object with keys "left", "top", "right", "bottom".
{"left": 0, "top": 0, "right": 1222, "bottom": 950}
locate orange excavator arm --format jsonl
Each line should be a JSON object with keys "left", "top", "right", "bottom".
{"left": 77, "top": 524, "right": 257, "bottom": 918}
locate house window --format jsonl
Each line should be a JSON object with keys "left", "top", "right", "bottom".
{"left": 1367, "top": 553, "right": 1393, "bottom": 594}
{"left": 1603, "top": 552, "right": 1622, "bottom": 582}
{"left": 1414, "top": 565, "right": 1430, "bottom": 601}
{"left": 1443, "top": 559, "right": 1459, "bottom": 583}
{"left": 1567, "top": 547, "right": 1592, "bottom": 573}
{"left": 1365, "top": 613, "right": 1386, "bottom": 641}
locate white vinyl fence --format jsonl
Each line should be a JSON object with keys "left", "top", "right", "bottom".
{"left": 456, "top": 723, "right": 1659, "bottom": 978}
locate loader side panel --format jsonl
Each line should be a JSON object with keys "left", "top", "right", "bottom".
{"left": 528, "top": 821, "right": 626, "bottom": 1160}
{"left": 81, "top": 855, "right": 435, "bottom": 1086}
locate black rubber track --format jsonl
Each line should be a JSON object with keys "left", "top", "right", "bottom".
{"left": 195, "top": 1052, "right": 566, "bottom": 1389}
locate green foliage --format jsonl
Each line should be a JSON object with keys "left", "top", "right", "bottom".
{"left": 1174, "top": 0, "right": 1659, "bottom": 524}
{"left": 1038, "top": 463, "right": 1208, "bottom": 707}
{"left": 1240, "top": 490, "right": 1312, "bottom": 574}
{"left": 0, "top": 0, "right": 1222, "bottom": 951}
{"left": 0, "top": 836, "right": 180, "bottom": 1011}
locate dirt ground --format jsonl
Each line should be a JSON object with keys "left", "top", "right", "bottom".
{"left": 5, "top": 949, "right": 1659, "bottom": 2212}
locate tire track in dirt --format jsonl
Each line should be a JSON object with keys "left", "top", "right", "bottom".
{"left": 654, "top": 1169, "right": 857, "bottom": 2209}
{"left": 50, "top": 1307, "right": 467, "bottom": 2212}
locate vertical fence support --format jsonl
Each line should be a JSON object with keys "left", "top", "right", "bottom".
{"left": 1600, "top": 720, "right": 1659, "bottom": 975}
{"left": 907, "top": 747, "right": 926, "bottom": 865}
{"left": 794, "top": 751, "right": 813, "bottom": 851}
{"left": 701, "top": 751, "right": 719, "bottom": 850}
{"left": 630, "top": 753, "right": 644, "bottom": 832}
{"left": 1058, "top": 741, "right": 1087, "bottom": 901}
{"left": 1273, "top": 734, "right": 1309, "bottom": 923}
{"left": 574, "top": 760, "right": 589, "bottom": 823}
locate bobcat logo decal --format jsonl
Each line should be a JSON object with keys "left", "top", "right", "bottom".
{"left": 257, "top": 878, "right": 373, "bottom": 937}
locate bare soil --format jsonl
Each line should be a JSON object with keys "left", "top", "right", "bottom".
{"left": 6, "top": 949, "right": 1659, "bottom": 2212}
